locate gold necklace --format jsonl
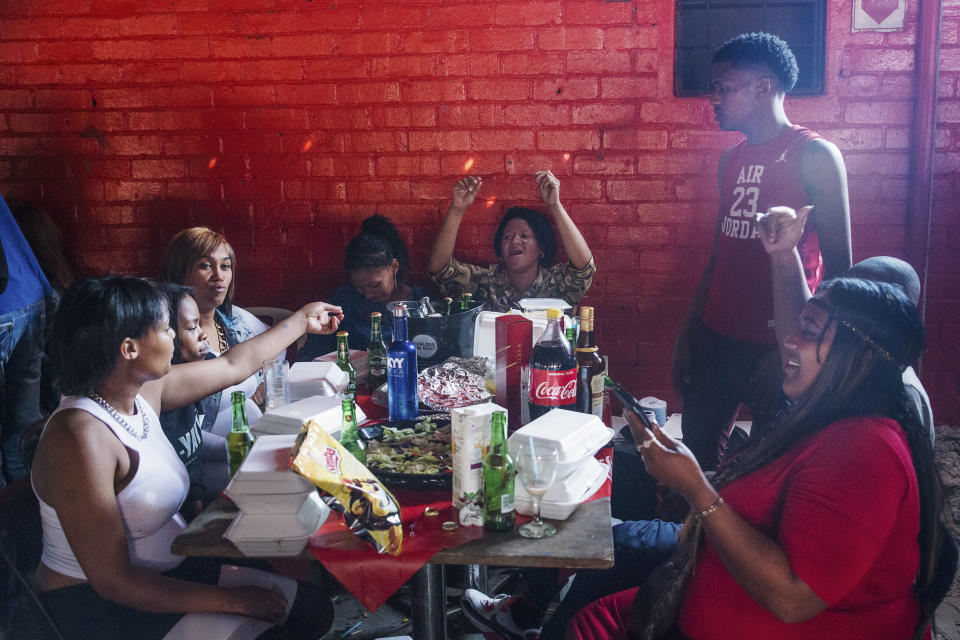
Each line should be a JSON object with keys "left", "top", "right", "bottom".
{"left": 215, "top": 318, "right": 229, "bottom": 354}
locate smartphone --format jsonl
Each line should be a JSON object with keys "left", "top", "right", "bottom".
{"left": 608, "top": 380, "right": 655, "bottom": 431}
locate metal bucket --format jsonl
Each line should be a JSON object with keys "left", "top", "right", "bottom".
{"left": 386, "top": 300, "right": 485, "bottom": 370}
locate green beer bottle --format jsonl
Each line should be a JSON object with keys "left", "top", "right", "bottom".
{"left": 441, "top": 297, "right": 453, "bottom": 316}
{"left": 458, "top": 292, "right": 473, "bottom": 311}
{"left": 482, "top": 411, "right": 515, "bottom": 532}
{"left": 338, "top": 398, "right": 365, "bottom": 464}
{"left": 336, "top": 331, "right": 358, "bottom": 401}
{"left": 227, "top": 391, "right": 256, "bottom": 477}
{"left": 367, "top": 312, "right": 388, "bottom": 392}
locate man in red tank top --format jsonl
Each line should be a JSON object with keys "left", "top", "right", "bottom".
{"left": 672, "top": 33, "right": 852, "bottom": 470}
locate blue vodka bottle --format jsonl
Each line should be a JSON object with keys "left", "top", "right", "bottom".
{"left": 387, "top": 303, "right": 419, "bottom": 421}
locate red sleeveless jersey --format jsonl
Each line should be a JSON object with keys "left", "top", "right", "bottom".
{"left": 702, "top": 125, "right": 823, "bottom": 343}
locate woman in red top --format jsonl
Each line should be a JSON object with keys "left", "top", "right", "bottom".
{"left": 569, "top": 278, "right": 943, "bottom": 640}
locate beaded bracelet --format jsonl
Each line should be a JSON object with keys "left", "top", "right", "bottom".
{"left": 697, "top": 496, "right": 725, "bottom": 521}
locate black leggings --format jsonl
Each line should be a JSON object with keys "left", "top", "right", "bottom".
{"left": 38, "top": 558, "right": 333, "bottom": 640}
{"left": 678, "top": 322, "right": 781, "bottom": 471}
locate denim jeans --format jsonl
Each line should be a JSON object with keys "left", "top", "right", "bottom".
{"left": 530, "top": 519, "right": 682, "bottom": 640}
{"left": 0, "top": 298, "right": 45, "bottom": 486}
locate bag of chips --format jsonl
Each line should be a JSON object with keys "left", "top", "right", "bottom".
{"left": 291, "top": 419, "right": 403, "bottom": 555}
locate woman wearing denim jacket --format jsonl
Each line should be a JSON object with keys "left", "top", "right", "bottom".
{"left": 160, "top": 227, "right": 279, "bottom": 502}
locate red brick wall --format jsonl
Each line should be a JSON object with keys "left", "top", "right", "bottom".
{"left": 1, "top": 0, "right": 958, "bottom": 423}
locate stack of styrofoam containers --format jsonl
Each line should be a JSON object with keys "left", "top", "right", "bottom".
{"left": 223, "top": 434, "right": 330, "bottom": 556}
{"left": 508, "top": 409, "right": 613, "bottom": 520}
{"left": 253, "top": 395, "right": 366, "bottom": 438}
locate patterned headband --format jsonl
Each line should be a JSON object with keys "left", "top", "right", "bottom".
{"left": 835, "top": 317, "right": 900, "bottom": 366}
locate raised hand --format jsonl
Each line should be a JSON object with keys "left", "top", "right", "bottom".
{"left": 451, "top": 176, "right": 482, "bottom": 212}
{"left": 757, "top": 205, "right": 812, "bottom": 255}
{"left": 301, "top": 302, "right": 344, "bottom": 335}
{"left": 535, "top": 170, "right": 560, "bottom": 209}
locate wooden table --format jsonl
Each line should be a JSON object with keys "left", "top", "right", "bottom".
{"left": 172, "top": 495, "right": 615, "bottom": 640}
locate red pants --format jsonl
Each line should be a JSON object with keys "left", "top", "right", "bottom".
{"left": 567, "top": 587, "right": 638, "bottom": 640}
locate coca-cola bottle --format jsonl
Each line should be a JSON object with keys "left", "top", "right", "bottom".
{"left": 529, "top": 307, "right": 577, "bottom": 420}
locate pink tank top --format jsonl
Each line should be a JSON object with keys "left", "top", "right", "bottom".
{"left": 702, "top": 125, "right": 823, "bottom": 343}
{"left": 34, "top": 395, "right": 189, "bottom": 580}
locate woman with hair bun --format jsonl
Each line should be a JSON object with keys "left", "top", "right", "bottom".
{"left": 298, "top": 214, "right": 430, "bottom": 362}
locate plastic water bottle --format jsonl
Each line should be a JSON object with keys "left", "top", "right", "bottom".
{"left": 387, "top": 303, "right": 418, "bottom": 421}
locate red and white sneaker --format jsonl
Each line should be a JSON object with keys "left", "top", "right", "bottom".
{"left": 460, "top": 589, "right": 541, "bottom": 640}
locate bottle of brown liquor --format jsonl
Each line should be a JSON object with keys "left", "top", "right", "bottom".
{"left": 575, "top": 306, "right": 604, "bottom": 420}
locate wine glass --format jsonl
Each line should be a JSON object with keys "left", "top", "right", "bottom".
{"left": 516, "top": 444, "right": 559, "bottom": 538}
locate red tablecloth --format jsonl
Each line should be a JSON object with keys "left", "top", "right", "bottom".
{"left": 310, "top": 396, "right": 612, "bottom": 611}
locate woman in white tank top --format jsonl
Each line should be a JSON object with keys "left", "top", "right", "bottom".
{"left": 31, "top": 275, "right": 342, "bottom": 639}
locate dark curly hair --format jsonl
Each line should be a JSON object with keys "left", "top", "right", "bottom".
{"left": 344, "top": 214, "right": 410, "bottom": 281}
{"left": 713, "top": 32, "right": 799, "bottom": 93}
{"left": 493, "top": 207, "right": 557, "bottom": 268}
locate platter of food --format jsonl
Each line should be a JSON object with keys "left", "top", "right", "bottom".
{"left": 360, "top": 414, "right": 452, "bottom": 489}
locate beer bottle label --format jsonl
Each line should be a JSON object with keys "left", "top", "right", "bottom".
{"left": 529, "top": 367, "right": 577, "bottom": 406}
{"left": 590, "top": 373, "right": 605, "bottom": 419}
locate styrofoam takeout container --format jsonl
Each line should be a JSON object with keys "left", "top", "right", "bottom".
{"left": 314, "top": 349, "right": 369, "bottom": 384}
{"left": 225, "top": 488, "right": 314, "bottom": 514}
{"left": 227, "top": 434, "right": 315, "bottom": 495}
{"left": 518, "top": 298, "right": 572, "bottom": 312}
{"left": 224, "top": 492, "right": 329, "bottom": 556}
{"left": 508, "top": 409, "right": 613, "bottom": 478}
{"left": 515, "top": 459, "right": 608, "bottom": 520}
{"left": 253, "top": 394, "right": 366, "bottom": 438}
{"left": 517, "top": 455, "right": 605, "bottom": 504}
{"left": 287, "top": 361, "right": 348, "bottom": 401}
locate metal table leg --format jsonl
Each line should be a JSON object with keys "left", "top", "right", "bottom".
{"left": 463, "top": 564, "right": 487, "bottom": 592}
{"left": 412, "top": 563, "right": 446, "bottom": 640}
